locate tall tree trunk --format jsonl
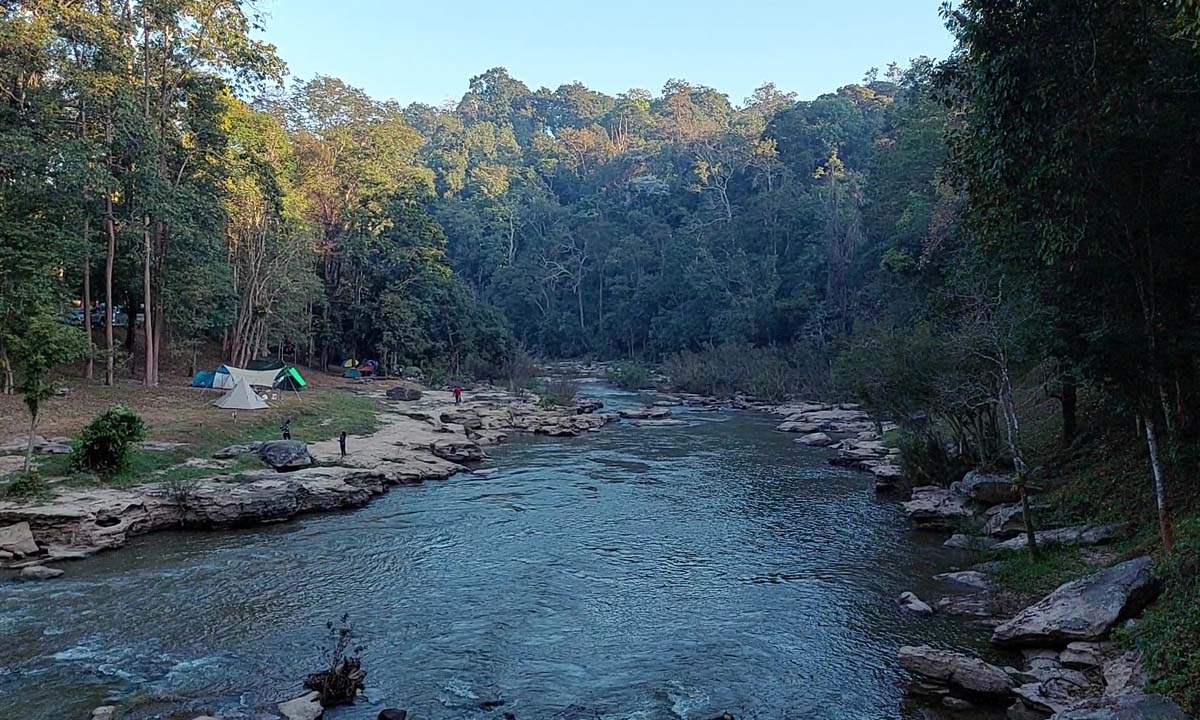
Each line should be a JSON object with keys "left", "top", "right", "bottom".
{"left": 1060, "top": 368, "right": 1077, "bottom": 448}
{"left": 1143, "top": 416, "right": 1174, "bottom": 553}
{"left": 24, "top": 411, "right": 37, "bottom": 475}
{"left": 142, "top": 219, "right": 156, "bottom": 386}
{"left": 82, "top": 231, "right": 94, "bottom": 380}
{"left": 103, "top": 174, "right": 116, "bottom": 386}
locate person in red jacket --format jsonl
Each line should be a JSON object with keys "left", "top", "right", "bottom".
{"left": 453, "top": 386, "right": 463, "bottom": 405}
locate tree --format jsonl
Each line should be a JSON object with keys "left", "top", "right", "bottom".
{"left": 11, "top": 314, "right": 87, "bottom": 474}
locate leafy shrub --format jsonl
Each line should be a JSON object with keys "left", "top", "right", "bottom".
{"left": 71, "top": 405, "right": 147, "bottom": 476}
{"left": 1130, "top": 517, "right": 1200, "bottom": 715}
{"left": 663, "top": 343, "right": 829, "bottom": 401}
{"left": 897, "top": 430, "right": 962, "bottom": 487}
{"left": 537, "top": 379, "right": 579, "bottom": 407}
{"left": 609, "top": 362, "right": 652, "bottom": 390}
{"left": 0, "top": 470, "right": 49, "bottom": 500}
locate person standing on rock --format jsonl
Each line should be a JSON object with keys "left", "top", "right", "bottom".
{"left": 453, "top": 386, "right": 463, "bottom": 405}
{"left": 281, "top": 418, "right": 292, "bottom": 440}
{"left": 339, "top": 431, "right": 347, "bottom": 457}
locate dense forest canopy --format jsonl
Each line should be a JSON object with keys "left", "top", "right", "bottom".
{"left": 5, "top": 1, "right": 1200, "bottom": 547}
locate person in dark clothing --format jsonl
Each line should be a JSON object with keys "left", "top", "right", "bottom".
{"left": 453, "top": 386, "right": 463, "bottom": 405}
{"left": 339, "top": 431, "right": 347, "bottom": 457}
{"left": 281, "top": 418, "right": 292, "bottom": 440}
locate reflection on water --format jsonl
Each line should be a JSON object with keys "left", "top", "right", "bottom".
{"left": 0, "top": 385, "right": 988, "bottom": 720}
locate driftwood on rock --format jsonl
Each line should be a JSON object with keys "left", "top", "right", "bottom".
{"left": 304, "top": 658, "right": 366, "bottom": 707}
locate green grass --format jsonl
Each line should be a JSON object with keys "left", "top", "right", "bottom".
{"left": 1123, "top": 517, "right": 1200, "bottom": 716}
{"left": 22, "top": 390, "right": 380, "bottom": 493}
{"left": 988, "top": 545, "right": 1093, "bottom": 597}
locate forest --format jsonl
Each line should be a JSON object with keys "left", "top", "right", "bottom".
{"left": 5, "top": 0, "right": 1200, "bottom": 713}
{"left": 6, "top": 0, "right": 1200, "bottom": 545}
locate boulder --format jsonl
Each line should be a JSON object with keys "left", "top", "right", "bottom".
{"left": 995, "top": 524, "right": 1131, "bottom": 552}
{"left": 1014, "top": 676, "right": 1099, "bottom": 715}
{"left": 898, "top": 645, "right": 1017, "bottom": 697}
{"left": 574, "top": 399, "right": 604, "bottom": 414}
{"left": 18, "top": 565, "right": 63, "bottom": 580}
{"left": 1049, "top": 694, "right": 1187, "bottom": 720}
{"left": 440, "top": 410, "right": 483, "bottom": 430}
{"left": 1059, "top": 642, "right": 1111, "bottom": 670}
{"left": 797, "top": 432, "right": 835, "bottom": 447}
{"left": 257, "top": 440, "right": 314, "bottom": 471}
{"left": 992, "top": 557, "right": 1157, "bottom": 647}
{"left": 618, "top": 407, "right": 671, "bottom": 420}
{"left": 278, "top": 691, "right": 323, "bottom": 720}
{"left": 385, "top": 385, "right": 422, "bottom": 401}
{"left": 954, "top": 470, "right": 1019, "bottom": 505}
{"left": 776, "top": 420, "right": 821, "bottom": 433}
{"left": 1101, "top": 652, "right": 1146, "bottom": 697}
{"left": 0, "top": 521, "right": 39, "bottom": 556}
{"left": 903, "top": 486, "right": 975, "bottom": 530}
{"left": 934, "top": 570, "right": 992, "bottom": 590}
{"left": 91, "top": 707, "right": 116, "bottom": 720}
{"left": 934, "top": 592, "right": 998, "bottom": 623}
{"left": 378, "top": 711, "right": 408, "bottom": 720}
{"left": 899, "top": 591, "right": 935, "bottom": 615}
{"left": 430, "top": 439, "right": 483, "bottom": 463}
{"left": 213, "top": 443, "right": 256, "bottom": 459}
{"left": 628, "top": 419, "right": 688, "bottom": 428}
{"left": 984, "top": 504, "right": 1028, "bottom": 537}
{"left": 944, "top": 533, "right": 998, "bottom": 550}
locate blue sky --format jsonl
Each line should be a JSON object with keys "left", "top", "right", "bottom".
{"left": 257, "top": 0, "right": 955, "bottom": 106}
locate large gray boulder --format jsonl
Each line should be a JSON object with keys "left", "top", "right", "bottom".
{"left": 898, "top": 645, "right": 1017, "bottom": 697}
{"left": 902, "top": 486, "right": 976, "bottom": 530}
{"left": 996, "top": 524, "right": 1131, "bottom": 552}
{"left": 993, "top": 557, "right": 1158, "bottom": 647}
{"left": 257, "top": 440, "right": 314, "bottom": 471}
{"left": 954, "top": 470, "right": 1019, "bottom": 505}
{"left": 440, "top": 410, "right": 483, "bottom": 430}
{"left": 430, "top": 439, "right": 483, "bottom": 463}
{"left": 1050, "top": 694, "right": 1188, "bottom": 720}
{"left": 385, "top": 384, "right": 422, "bottom": 401}
{"left": 618, "top": 407, "right": 671, "bottom": 420}
{"left": 18, "top": 565, "right": 64, "bottom": 580}
{"left": 0, "top": 521, "right": 39, "bottom": 556}
{"left": 984, "top": 503, "right": 1027, "bottom": 537}
{"left": 278, "top": 691, "right": 323, "bottom": 720}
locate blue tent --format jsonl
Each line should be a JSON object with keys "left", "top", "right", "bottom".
{"left": 192, "top": 370, "right": 217, "bottom": 388}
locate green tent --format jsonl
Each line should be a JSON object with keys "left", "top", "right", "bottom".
{"left": 275, "top": 366, "right": 307, "bottom": 391}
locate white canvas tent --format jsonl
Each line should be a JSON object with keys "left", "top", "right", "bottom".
{"left": 212, "top": 364, "right": 282, "bottom": 390}
{"left": 213, "top": 379, "right": 269, "bottom": 410}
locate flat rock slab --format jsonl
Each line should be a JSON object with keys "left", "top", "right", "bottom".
{"left": 954, "top": 470, "right": 1019, "bottom": 505}
{"left": 1049, "top": 694, "right": 1188, "bottom": 719}
{"left": 899, "top": 644, "right": 1016, "bottom": 696}
{"left": 993, "top": 557, "right": 1157, "bottom": 647}
{"left": 935, "top": 570, "right": 991, "bottom": 590}
{"left": 278, "top": 691, "right": 323, "bottom": 720}
{"left": 18, "top": 565, "right": 64, "bottom": 580}
{"left": 903, "top": 486, "right": 975, "bottom": 530}
{"left": 996, "top": 524, "right": 1131, "bottom": 552}
{"left": 0, "top": 521, "right": 39, "bottom": 556}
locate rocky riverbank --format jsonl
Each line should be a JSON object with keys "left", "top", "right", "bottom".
{"left": 890, "top": 468, "right": 1186, "bottom": 719}
{"left": 0, "top": 384, "right": 622, "bottom": 573}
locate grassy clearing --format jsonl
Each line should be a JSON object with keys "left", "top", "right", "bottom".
{"left": 2, "top": 389, "right": 380, "bottom": 496}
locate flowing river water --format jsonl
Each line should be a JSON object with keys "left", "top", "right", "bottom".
{"left": 1, "top": 384, "right": 992, "bottom": 720}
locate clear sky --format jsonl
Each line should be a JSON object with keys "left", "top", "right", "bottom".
{"left": 256, "top": 0, "right": 955, "bottom": 106}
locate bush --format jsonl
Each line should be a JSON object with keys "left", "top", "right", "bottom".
{"left": 71, "top": 405, "right": 147, "bottom": 476}
{"left": 1129, "top": 517, "right": 1200, "bottom": 715}
{"left": 537, "top": 379, "right": 579, "bottom": 407}
{"left": 897, "top": 430, "right": 963, "bottom": 487}
{"left": 663, "top": 343, "right": 829, "bottom": 401}
{"left": 609, "top": 362, "right": 653, "bottom": 390}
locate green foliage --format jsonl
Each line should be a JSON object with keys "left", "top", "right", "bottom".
{"left": 896, "top": 431, "right": 961, "bottom": 488}
{"left": 0, "top": 470, "right": 51, "bottom": 501}
{"left": 663, "top": 343, "right": 827, "bottom": 401}
{"left": 537, "top": 379, "right": 579, "bottom": 408}
{"left": 991, "top": 546, "right": 1091, "bottom": 598}
{"left": 609, "top": 362, "right": 653, "bottom": 390}
{"left": 1131, "top": 517, "right": 1200, "bottom": 715}
{"left": 71, "top": 405, "right": 148, "bottom": 476}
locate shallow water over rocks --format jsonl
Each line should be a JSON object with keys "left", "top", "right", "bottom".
{"left": 0, "top": 385, "right": 989, "bottom": 720}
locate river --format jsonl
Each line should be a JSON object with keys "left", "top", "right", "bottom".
{"left": 0, "top": 384, "right": 990, "bottom": 720}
